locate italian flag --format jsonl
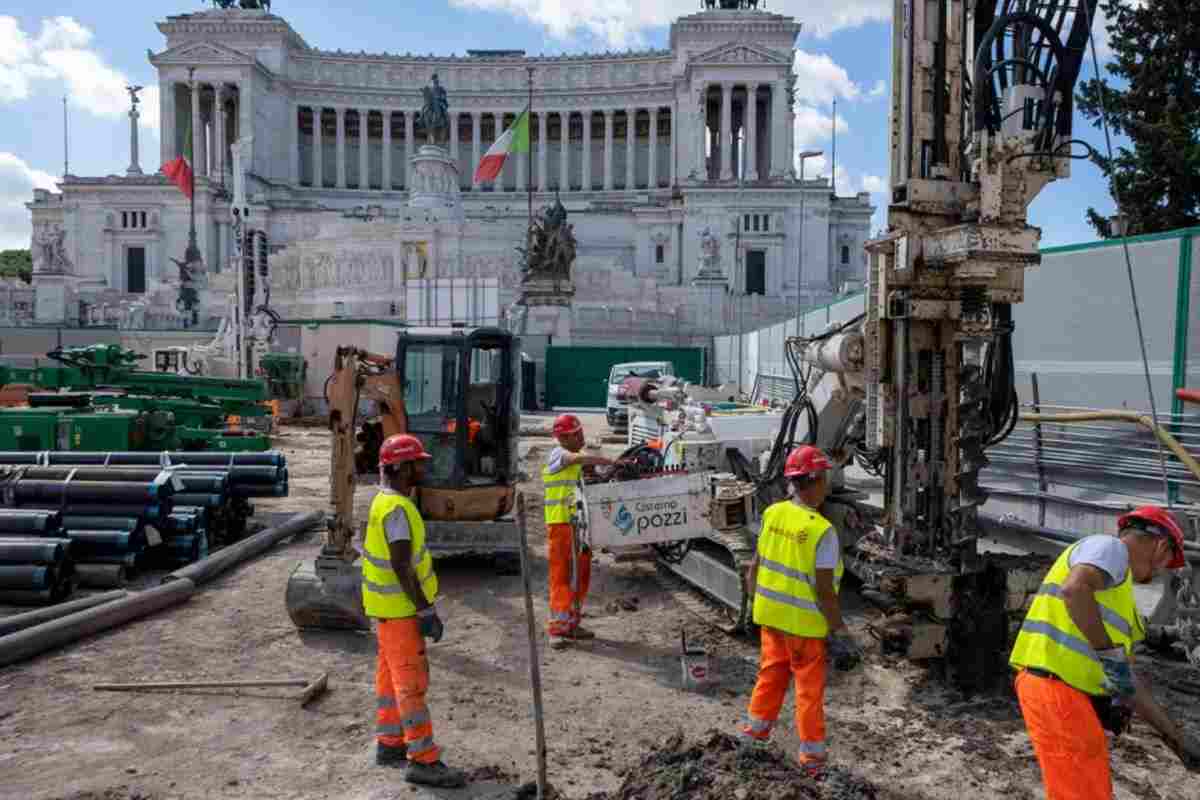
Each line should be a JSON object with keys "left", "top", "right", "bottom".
{"left": 473, "top": 106, "right": 529, "bottom": 184}
{"left": 162, "top": 119, "right": 194, "bottom": 199}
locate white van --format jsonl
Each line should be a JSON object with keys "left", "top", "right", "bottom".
{"left": 605, "top": 360, "right": 674, "bottom": 429}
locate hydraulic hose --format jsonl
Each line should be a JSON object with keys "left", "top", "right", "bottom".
{"left": 1018, "top": 411, "right": 1200, "bottom": 484}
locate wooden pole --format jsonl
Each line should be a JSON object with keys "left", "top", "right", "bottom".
{"left": 515, "top": 492, "right": 548, "bottom": 800}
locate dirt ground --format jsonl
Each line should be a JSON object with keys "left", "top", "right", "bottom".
{"left": 1, "top": 412, "right": 1198, "bottom": 800}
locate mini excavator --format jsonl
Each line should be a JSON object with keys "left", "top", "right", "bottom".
{"left": 286, "top": 327, "right": 521, "bottom": 630}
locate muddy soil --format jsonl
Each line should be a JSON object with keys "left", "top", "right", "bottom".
{"left": 1, "top": 412, "right": 1197, "bottom": 800}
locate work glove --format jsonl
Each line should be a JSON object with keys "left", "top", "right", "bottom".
{"left": 1097, "top": 646, "right": 1136, "bottom": 699}
{"left": 1169, "top": 734, "right": 1200, "bottom": 773}
{"left": 417, "top": 607, "right": 444, "bottom": 643}
{"left": 827, "top": 630, "right": 863, "bottom": 671}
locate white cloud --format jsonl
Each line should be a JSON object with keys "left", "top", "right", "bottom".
{"left": 861, "top": 174, "right": 887, "bottom": 193}
{"left": 0, "top": 16, "right": 158, "bottom": 132}
{"left": 448, "top": 0, "right": 890, "bottom": 48}
{"left": 869, "top": 80, "right": 886, "bottom": 98}
{"left": 792, "top": 50, "right": 861, "bottom": 106}
{"left": 0, "top": 152, "right": 57, "bottom": 250}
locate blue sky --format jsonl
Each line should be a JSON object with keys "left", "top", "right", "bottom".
{"left": 0, "top": 0, "right": 1123, "bottom": 250}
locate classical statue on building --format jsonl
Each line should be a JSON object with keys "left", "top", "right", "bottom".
{"left": 418, "top": 74, "right": 450, "bottom": 146}
{"left": 699, "top": 226, "right": 721, "bottom": 274}
{"left": 213, "top": 1, "right": 272, "bottom": 10}
{"left": 32, "top": 224, "right": 73, "bottom": 274}
{"left": 518, "top": 193, "right": 577, "bottom": 284}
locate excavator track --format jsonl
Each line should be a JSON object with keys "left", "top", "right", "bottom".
{"left": 654, "top": 526, "right": 757, "bottom": 635}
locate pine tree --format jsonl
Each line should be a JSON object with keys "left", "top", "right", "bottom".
{"left": 1076, "top": 0, "right": 1200, "bottom": 237}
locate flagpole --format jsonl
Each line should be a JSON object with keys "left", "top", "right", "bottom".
{"left": 526, "top": 66, "right": 534, "bottom": 227}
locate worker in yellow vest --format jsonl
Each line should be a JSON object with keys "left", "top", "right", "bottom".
{"left": 364, "top": 433, "right": 467, "bottom": 789}
{"left": 543, "top": 413, "right": 614, "bottom": 649}
{"left": 1010, "top": 506, "right": 1199, "bottom": 798}
{"left": 738, "top": 445, "right": 860, "bottom": 777}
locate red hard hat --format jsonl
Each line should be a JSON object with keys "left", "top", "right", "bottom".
{"left": 379, "top": 433, "right": 432, "bottom": 466}
{"left": 784, "top": 445, "right": 833, "bottom": 478}
{"left": 1118, "top": 506, "right": 1187, "bottom": 569}
{"left": 552, "top": 414, "right": 583, "bottom": 437}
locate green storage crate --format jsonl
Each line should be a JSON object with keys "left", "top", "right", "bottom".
{"left": 0, "top": 407, "right": 63, "bottom": 451}
{"left": 61, "top": 410, "right": 141, "bottom": 451}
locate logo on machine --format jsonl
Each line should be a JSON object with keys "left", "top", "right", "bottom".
{"left": 614, "top": 504, "right": 635, "bottom": 535}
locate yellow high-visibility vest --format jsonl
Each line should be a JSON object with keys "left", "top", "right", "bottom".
{"left": 361, "top": 492, "right": 439, "bottom": 619}
{"left": 752, "top": 501, "right": 843, "bottom": 638}
{"left": 1010, "top": 539, "right": 1143, "bottom": 695}
{"left": 542, "top": 458, "right": 582, "bottom": 526}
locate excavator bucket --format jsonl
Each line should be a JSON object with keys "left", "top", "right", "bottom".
{"left": 285, "top": 558, "right": 370, "bottom": 631}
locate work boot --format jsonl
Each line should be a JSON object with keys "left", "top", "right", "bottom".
{"left": 375, "top": 742, "right": 407, "bottom": 768}
{"left": 566, "top": 625, "right": 595, "bottom": 640}
{"left": 405, "top": 760, "right": 467, "bottom": 788}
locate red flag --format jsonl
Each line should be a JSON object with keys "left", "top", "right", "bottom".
{"left": 163, "top": 119, "right": 193, "bottom": 199}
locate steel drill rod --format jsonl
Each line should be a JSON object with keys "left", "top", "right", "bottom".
{"left": 514, "top": 492, "right": 548, "bottom": 800}
{"left": 0, "top": 565, "right": 56, "bottom": 591}
{"left": 162, "top": 511, "right": 323, "bottom": 587}
{"left": 95, "top": 677, "right": 315, "bottom": 691}
{"left": 18, "top": 504, "right": 165, "bottom": 523}
{"left": 63, "top": 516, "right": 140, "bottom": 533}
{"left": 0, "top": 578, "right": 196, "bottom": 668}
{"left": 0, "top": 510, "right": 63, "bottom": 535}
{"left": 0, "top": 590, "right": 127, "bottom": 636}
{"left": 10, "top": 479, "right": 171, "bottom": 505}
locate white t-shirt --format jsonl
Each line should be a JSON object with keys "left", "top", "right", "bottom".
{"left": 545, "top": 446, "right": 569, "bottom": 475}
{"left": 1068, "top": 534, "right": 1129, "bottom": 587}
{"left": 379, "top": 488, "right": 411, "bottom": 543}
{"left": 814, "top": 527, "right": 840, "bottom": 570}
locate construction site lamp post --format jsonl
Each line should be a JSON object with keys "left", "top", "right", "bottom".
{"left": 229, "top": 135, "right": 254, "bottom": 380}
{"left": 795, "top": 149, "right": 822, "bottom": 327}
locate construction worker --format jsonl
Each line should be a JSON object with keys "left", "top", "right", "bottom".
{"left": 739, "top": 445, "right": 860, "bottom": 777}
{"left": 364, "top": 433, "right": 467, "bottom": 789}
{"left": 1010, "top": 506, "right": 1200, "bottom": 799}
{"left": 543, "top": 413, "right": 614, "bottom": 649}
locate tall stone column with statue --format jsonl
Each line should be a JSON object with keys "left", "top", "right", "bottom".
{"left": 408, "top": 73, "right": 464, "bottom": 223}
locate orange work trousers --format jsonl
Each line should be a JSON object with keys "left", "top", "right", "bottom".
{"left": 742, "top": 627, "right": 827, "bottom": 766}
{"left": 1015, "top": 670, "right": 1112, "bottom": 800}
{"left": 547, "top": 522, "right": 591, "bottom": 636}
{"left": 375, "top": 616, "right": 439, "bottom": 764}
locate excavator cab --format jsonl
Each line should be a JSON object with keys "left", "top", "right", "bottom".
{"left": 397, "top": 326, "right": 519, "bottom": 524}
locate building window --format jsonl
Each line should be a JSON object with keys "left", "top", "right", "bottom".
{"left": 743, "top": 214, "right": 751, "bottom": 232}
{"left": 127, "top": 247, "right": 146, "bottom": 294}
{"left": 655, "top": 244, "right": 665, "bottom": 264}
{"left": 841, "top": 245, "right": 851, "bottom": 265}
{"left": 121, "top": 211, "right": 149, "bottom": 230}
{"left": 745, "top": 250, "right": 766, "bottom": 296}
{"left": 762, "top": 215, "right": 769, "bottom": 232}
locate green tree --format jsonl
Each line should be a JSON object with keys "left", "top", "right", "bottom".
{"left": 0, "top": 250, "right": 32, "bottom": 283}
{"left": 1076, "top": 0, "right": 1200, "bottom": 238}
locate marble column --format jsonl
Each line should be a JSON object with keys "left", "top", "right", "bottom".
{"left": 603, "top": 110, "right": 614, "bottom": 191}
{"left": 335, "top": 107, "right": 347, "bottom": 189}
{"left": 449, "top": 113, "right": 460, "bottom": 178}
{"left": 404, "top": 111, "right": 415, "bottom": 189}
{"left": 312, "top": 107, "right": 323, "bottom": 188}
{"left": 745, "top": 84, "right": 758, "bottom": 181}
{"left": 289, "top": 98, "right": 301, "bottom": 186}
{"left": 582, "top": 110, "right": 592, "bottom": 191}
{"left": 696, "top": 83, "right": 708, "bottom": 179}
{"left": 669, "top": 103, "right": 677, "bottom": 187}
{"left": 190, "top": 82, "right": 206, "bottom": 178}
{"left": 471, "top": 112, "right": 482, "bottom": 190}
{"left": 537, "top": 113, "right": 548, "bottom": 192}
{"left": 160, "top": 81, "right": 176, "bottom": 170}
{"left": 625, "top": 107, "right": 637, "bottom": 190}
{"left": 648, "top": 108, "right": 659, "bottom": 189}
{"left": 382, "top": 111, "right": 392, "bottom": 190}
{"left": 358, "top": 107, "right": 370, "bottom": 190}
{"left": 772, "top": 81, "right": 786, "bottom": 178}
{"left": 237, "top": 81, "right": 252, "bottom": 167}
{"left": 720, "top": 83, "right": 733, "bottom": 181}
{"left": 215, "top": 85, "right": 227, "bottom": 181}
{"left": 516, "top": 114, "right": 527, "bottom": 193}
{"left": 559, "top": 111, "right": 569, "bottom": 191}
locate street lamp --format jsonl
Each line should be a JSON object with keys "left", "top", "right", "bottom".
{"left": 795, "top": 149, "right": 823, "bottom": 323}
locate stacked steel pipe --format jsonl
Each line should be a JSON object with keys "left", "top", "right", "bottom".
{"left": 0, "top": 451, "right": 288, "bottom": 603}
{"left": 0, "top": 510, "right": 74, "bottom": 605}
